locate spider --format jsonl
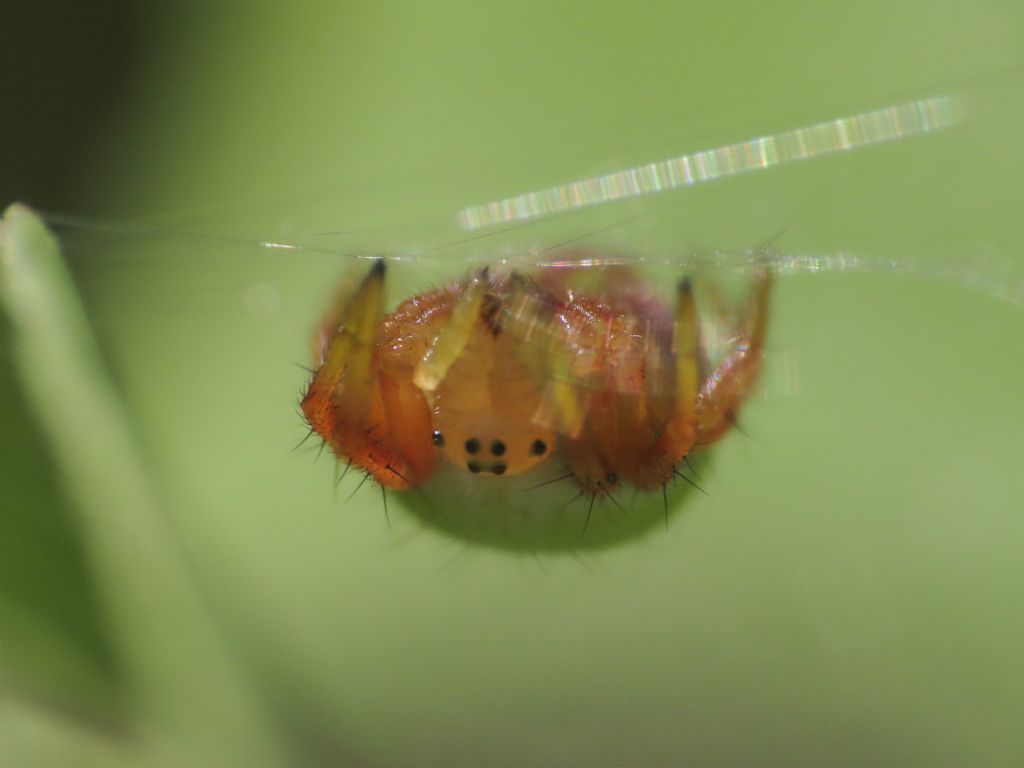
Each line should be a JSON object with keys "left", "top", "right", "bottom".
{"left": 300, "top": 257, "right": 771, "bottom": 500}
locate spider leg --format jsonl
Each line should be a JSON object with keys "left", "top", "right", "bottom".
{"left": 301, "top": 260, "right": 436, "bottom": 490}
{"left": 506, "top": 267, "right": 674, "bottom": 495}
{"left": 502, "top": 277, "right": 587, "bottom": 439}
{"left": 413, "top": 268, "right": 489, "bottom": 393}
{"left": 652, "top": 278, "right": 700, "bottom": 463}
{"left": 694, "top": 266, "right": 773, "bottom": 447}
{"left": 557, "top": 300, "right": 658, "bottom": 495}
{"left": 599, "top": 276, "right": 701, "bottom": 492}
{"left": 302, "top": 260, "right": 385, "bottom": 438}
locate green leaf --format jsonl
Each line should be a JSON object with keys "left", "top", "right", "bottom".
{"left": 1, "top": 204, "right": 287, "bottom": 767}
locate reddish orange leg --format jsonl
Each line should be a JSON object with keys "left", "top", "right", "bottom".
{"left": 634, "top": 277, "right": 702, "bottom": 489}
{"left": 301, "top": 260, "right": 437, "bottom": 490}
{"left": 552, "top": 277, "right": 688, "bottom": 498}
{"left": 694, "top": 266, "right": 773, "bottom": 448}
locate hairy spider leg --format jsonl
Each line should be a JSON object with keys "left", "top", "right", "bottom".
{"left": 579, "top": 277, "right": 701, "bottom": 493}
{"left": 554, "top": 293, "right": 666, "bottom": 496}
{"left": 503, "top": 268, "right": 684, "bottom": 496}
{"left": 301, "top": 260, "right": 453, "bottom": 490}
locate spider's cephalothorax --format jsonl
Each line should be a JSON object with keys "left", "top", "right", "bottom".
{"left": 300, "top": 259, "right": 771, "bottom": 497}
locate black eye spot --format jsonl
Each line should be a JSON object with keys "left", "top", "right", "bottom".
{"left": 432, "top": 430, "right": 444, "bottom": 447}
{"left": 492, "top": 463, "right": 507, "bottom": 475}
{"left": 490, "top": 440, "right": 506, "bottom": 456}
{"left": 467, "top": 461, "right": 482, "bottom": 473}
{"left": 530, "top": 439, "right": 547, "bottom": 456}
{"left": 605, "top": 473, "right": 617, "bottom": 484}
{"left": 465, "top": 438, "right": 480, "bottom": 454}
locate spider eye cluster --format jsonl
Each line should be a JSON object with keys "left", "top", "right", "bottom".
{"left": 431, "top": 429, "right": 550, "bottom": 476}
{"left": 464, "top": 435, "right": 507, "bottom": 475}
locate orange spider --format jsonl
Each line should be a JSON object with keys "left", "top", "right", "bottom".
{"left": 300, "top": 258, "right": 771, "bottom": 500}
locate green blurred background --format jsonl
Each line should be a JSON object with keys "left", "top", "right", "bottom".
{"left": 3, "top": 1, "right": 1024, "bottom": 766}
